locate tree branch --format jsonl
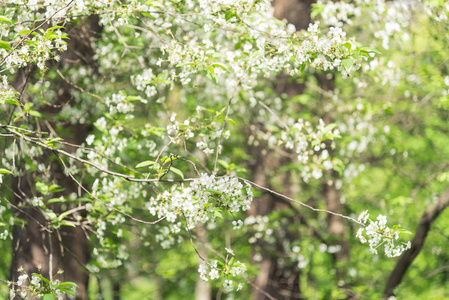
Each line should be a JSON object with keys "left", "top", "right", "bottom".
{"left": 384, "top": 187, "right": 449, "bottom": 297}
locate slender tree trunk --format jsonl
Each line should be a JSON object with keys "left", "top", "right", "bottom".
{"left": 384, "top": 187, "right": 449, "bottom": 298}
{"left": 249, "top": 151, "right": 303, "bottom": 300}
{"left": 113, "top": 282, "right": 120, "bottom": 300}
{"left": 318, "top": 73, "right": 349, "bottom": 279}
{"left": 250, "top": 1, "right": 312, "bottom": 299}
{"left": 195, "top": 224, "right": 211, "bottom": 300}
{"left": 9, "top": 15, "right": 102, "bottom": 299}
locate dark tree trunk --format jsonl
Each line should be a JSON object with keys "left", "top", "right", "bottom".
{"left": 9, "top": 15, "right": 102, "bottom": 299}
{"left": 250, "top": 2, "right": 312, "bottom": 299}
{"left": 318, "top": 73, "right": 349, "bottom": 279}
{"left": 384, "top": 188, "right": 449, "bottom": 298}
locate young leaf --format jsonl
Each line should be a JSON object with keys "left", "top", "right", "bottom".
{"left": 5, "top": 99, "right": 21, "bottom": 106}
{"left": 342, "top": 58, "right": 354, "bottom": 71}
{"left": 0, "top": 40, "right": 11, "bottom": 50}
{"left": 60, "top": 221, "right": 76, "bottom": 227}
{"left": 206, "top": 189, "right": 223, "bottom": 195}
{"left": 214, "top": 209, "right": 223, "bottom": 219}
{"left": 58, "top": 282, "right": 79, "bottom": 288}
{"left": 28, "top": 110, "right": 42, "bottom": 117}
{"left": 32, "top": 273, "right": 50, "bottom": 284}
{"left": 0, "top": 168, "right": 13, "bottom": 174}
{"left": 58, "top": 287, "right": 76, "bottom": 296}
{"left": 0, "top": 16, "right": 12, "bottom": 24}
{"left": 211, "top": 63, "right": 229, "bottom": 71}
{"left": 136, "top": 160, "right": 155, "bottom": 168}
{"left": 323, "top": 123, "right": 338, "bottom": 134}
{"left": 169, "top": 167, "right": 184, "bottom": 180}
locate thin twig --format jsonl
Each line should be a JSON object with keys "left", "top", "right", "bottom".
{"left": 242, "top": 274, "right": 277, "bottom": 300}
{"left": 182, "top": 212, "right": 205, "bottom": 262}
{"left": 56, "top": 69, "right": 105, "bottom": 101}
{"left": 213, "top": 64, "right": 252, "bottom": 174}
{"left": 241, "top": 177, "right": 364, "bottom": 226}
{"left": 257, "top": 99, "right": 289, "bottom": 131}
{"left": 54, "top": 151, "right": 166, "bottom": 225}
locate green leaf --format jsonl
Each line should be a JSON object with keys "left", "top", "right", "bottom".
{"left": 60, "top": 221, "right": 76, "bottom": 227}
{"left": 265, "top": 124, "right": 279, "bottom": 132}
{"left": 24, "top": 102, "right": 34, "bottom": 110}
{"left": 17, "top": 29, "right": 32, "bottom": 36}
{"left": 226, "top": 118, "right": 235, "bottom": 125}
{"left": 0, "top": 168, "right": 13, "bottom": 174}
{"left": 45, "top": 137, "right": 63, "bottom": 145}
{"left": 36, "top": 182, "right": 49, "bottom": 195}
{"left": 217, "top": 159, "right": 229, "bottom": 169}
{"left": 205, "top": 189, "right": 223, "bottom": 195}
{"left": 58, "top": 282, "right": 79, "bottom": 288}
{"left": 160, "top": 156, "right": 171, "bottom": 163}
{"left": 0, "top": 40, "right": 11, "bottom": 50}
{"left": 169, "top": 167, "right": 184, "bottom": 180}
{"left": 32, "top": 273, "right": 50, "bottom": 284}
{"left": 43, "top": 294, "right": 56, "bottom": 300}
{"left": 205, "top": 67, "right": 217, "bottom": 83}
{"left": 46, "top": 212, "right": 57, "bottom": 221}
{"left": 47, "top": 26, "right": 65, "bottom": 31}
{"left": 437, "top": 172, "right": 449, "bottom": 182}
{"left": 5, "top": 99, "right": 21, "bottom": 106}
{"left": 323, "top": 123, "right": 338, "bottom": 134}
{"left": 342, "top": 42, "right": 352, "bottom": 51}
{"left": 360, "top": 47, "right": 382, "bottom": 55}
{"left": 225, "top": 11, "right": 237, "bottom": 21}
{"left": 211, "top": 63, "right": 229, "bottom": 71}
{"left": 58, "top": 287, "right": 76, "bottom": 296}
{"left": 58, "top": 210, "right": 72, "bottom": 222}
{"left": 214, "top": 209, "right": 223, "bottom": 219}
{"left": 49, "top": 184, "right": 64, "bottom": 193}
{"left": 0, "top": 16, "right": 12, "bottom": 24}
{"left": 208, "top": 65, "right": 215, "bottom": 76}
{"left": 47, "top": 197, "right": 66, "bottom": 204}
{"left": 342, "top": 58, "right": 354, "bottom": 71}
{"left": 145, "top": 0, "right": 164, "bottom": 7}
{"left": 140, "top": 11, "right": 154, "bottom": 18}
{"left": 126, "top": 95, "right": 144, "bottom": 101}
{"left": 136, "top": 160, "right": 156, "bottom": 168}
{"left": 310, "top": 3, "right": 325, "bottom": 19}
{"left": 28, "top": 110, "right": 42, "bottom": 117}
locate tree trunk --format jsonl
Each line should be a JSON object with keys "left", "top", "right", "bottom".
{"left": 384, "top": 187, "right": 449, "bottom": 298}
{"left": 318, "top": 73, "right": 349, "bottom": 279}
{"left": 195, "top": 225, "right": 211, "bottom": 300}
{"left": 9, "top": 15, "right": 102, "bottom": 299}
{"left": 250, "top": 1, "right": 312, "bottom": 299}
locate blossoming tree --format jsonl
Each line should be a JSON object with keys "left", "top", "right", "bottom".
{"left": 2, "top": 0, "right": 448, "bottom": 299}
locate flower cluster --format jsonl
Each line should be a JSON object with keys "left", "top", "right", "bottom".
{"left": 10, "top": 269, "right": 77, "bottom": 300}
{"left": 1, "top": 27, "right": 68, "bottom": 72}
{"left": 147, "top": 174, "right": 253, "bottom": 226}
{"left": 198, "top": 258, "right": 246, "bottom": 292}
{"left": 356, "top": 211, "right": 411, "bottom": 257}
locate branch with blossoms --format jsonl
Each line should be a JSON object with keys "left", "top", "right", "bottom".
{"left": 1, "top": 122, "right": 411, "bottom": 257}
{"left": 0, "top": 1, "right": 420, "bottom": 297}
{"left": 9, "top": 269, "right": 78, "bottom": 300}
{"left": 356, "top": 211, "right": 411, "bottom": 257}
